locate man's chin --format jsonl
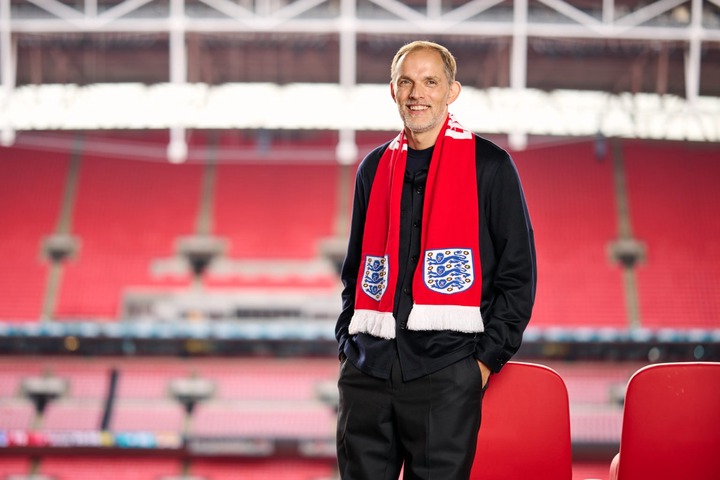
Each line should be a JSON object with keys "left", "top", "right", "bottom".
{"left": 405, "top": 125, "right": 436, "bottom": 136}
{"left": 402, "top": 118, "right": 435, "bottom": 134}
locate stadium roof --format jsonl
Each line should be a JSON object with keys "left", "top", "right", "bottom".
{"left": 1, "top": 0, "right": 719, "bottom": 160}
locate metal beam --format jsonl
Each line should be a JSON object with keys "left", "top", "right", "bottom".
{"left": 510, "top": 0, "right": 528, "bottom": 150}
{"left": 197, "top": 0, "right": 254, "bottom": 20}
{"left": 168, "top": 0, "right": 187, "bottom": 162}
{"left": 537, "top": 0, "right": 602, "bottom": 28}
{"left": 441, "top": 0, "right": 506, "bottom": 24}
{"left": 26, "top": 0, "right": 84, "bottom": 21}
{"left": 99, "top": 0, "right": 156, "bottom": 22}
{"left": 686, "top": 0, "right": 703, "bottom": 104}
{"left": 337, "top": 0, "right": 358, "bottom": 165}
{"left": 368, "top": 0, "right": 426, "bottom": 23}
{"left": 615, "top": 0, "right": 688, "bottom": 28}
{"left": 1, "top": 0, "right": 15, "bottom": 146}
{"left": 7, "top": 12, "right": 719, "bottom": 42}
{"left": 2, "top": 0, "right": 718, "bottom": 125}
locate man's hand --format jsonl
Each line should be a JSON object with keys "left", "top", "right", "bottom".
{"left": 477, "top": 360, "right": 491, "bottom": 388}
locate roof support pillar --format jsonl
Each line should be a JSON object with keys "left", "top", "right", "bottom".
{"left": 509, "top": 0, "right": 528, "bottom": 150}
{"left": 1, "top": 0, "right": 16, "bottom": 146}
{"left": 168, "top": 0, "right": 188, "bottom": 162}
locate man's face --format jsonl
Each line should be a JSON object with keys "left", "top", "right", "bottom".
{"left": 390, "top": 48, "right": 460, "bottom": 137}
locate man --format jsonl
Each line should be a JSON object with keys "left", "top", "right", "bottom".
{"left": 335, "top": 40, "right": 536, "bottom": 479}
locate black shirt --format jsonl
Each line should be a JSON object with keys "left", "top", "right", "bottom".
{"left": 336, "top": 136, "right": 536, "bottom": 381}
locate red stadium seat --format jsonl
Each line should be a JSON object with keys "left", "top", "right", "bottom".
{"left": 190, "top": 458, "right": 336, "bottom": 480}
{"left": 38, "top": 456, "right": 182, "bottom": 480}
{"left": 609, "top": 362, "right": 720, "bottom": 480}
{"left": 0, "top": 456, "right": 31, "bottom": 476}
{"left": 0, "top": 399, "right": 35, "bottom": 430}
{"left": 471, "top": 362, "right": 573, "bottom": 480}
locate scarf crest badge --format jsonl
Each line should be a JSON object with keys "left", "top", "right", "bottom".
{"left": 423, "top": 248, "right": 475, "bottom": 294}
{"left": 361, "top": 255, "right": 389, "bottom": 300}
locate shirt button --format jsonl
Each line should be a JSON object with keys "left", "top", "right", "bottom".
{"left": 413, "top": 220, "right": 420, "bottom": 228}
{"left": 416, "top": 186, "right": 423, "bottom": 195}
{"left": 403, "top": 287, "right": 410, "bottom": 294}
{"left": 411, "top": 255, "right": 418, "bottom": 263}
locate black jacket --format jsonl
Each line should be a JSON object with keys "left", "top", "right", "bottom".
{"left": 336, "top": 134, "right": 536, "bottom": 381}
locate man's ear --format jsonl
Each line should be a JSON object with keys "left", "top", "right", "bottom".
{"left": 447, "top": 81, "right": 461, "bottom": 105}
{"left": 390, "top": 81, "right": 397, "bottom": 102}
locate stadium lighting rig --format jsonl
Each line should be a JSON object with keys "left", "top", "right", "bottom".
{"left": 0, "top": 83, "right": 718, "bottom": 161}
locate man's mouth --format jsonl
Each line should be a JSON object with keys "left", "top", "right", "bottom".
{"left": 408, "top": 105, "right": 429, "bottom": 111}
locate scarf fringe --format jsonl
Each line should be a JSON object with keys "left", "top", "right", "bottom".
{"left": 407, "top": 304, "right": 484, "bottom": 333}
{"left": 349, "top": 305, "right": 484, "bottom": 340}
{"left": 349, "top": 310, "right": 396, "bottom": 339}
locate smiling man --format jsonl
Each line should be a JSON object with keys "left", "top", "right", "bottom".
{"left": 335, "top": 40, "right": 537, "bottom": 480}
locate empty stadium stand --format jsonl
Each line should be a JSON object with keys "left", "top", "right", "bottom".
{"left": 40, "top": 399, "right": 104, "bottom": 431}
{"left": 37, "top": 456, "right": 184, "bottom": 480}
{"left": 110, "top": 400, "right": 186, "bottom": 434}
{"left": 0, "top": 146, "right": 69, "bottom": 320}
{"left": 213, "top": 164, "right": 336, "bottom": 259}
{"left": 55, "top": 151, "right": 202, "bottom": 319}
{"left": 189, "top": 458, "right": 337, "bottom": 480}
{"left": 0, "top": 354, "right": 716, "bottom": 479}
{"left": 3, "top": 133, "right": 719, "bottom": 333}
{"left": 192, "top": 358, "right": 339, "bottom": 401}
{"left": 623, "top": 140, "right": 720, "bottom": 329}
{"left": 190, "top": 401, "right": 335, "bottom": 439}
{"left": 0, "top": 399, "right": 35, "bottom": 431}
{"left": 513, "top": 140, "right": 628, "bottom": 328}
{"left": 0, "top": 456, "right": 31, "bottom": 477}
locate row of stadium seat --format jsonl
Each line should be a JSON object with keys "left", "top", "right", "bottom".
{"left": 0, "top": 356, "right": 641, "bottom": 446}
{"left": 4, "top": 360, "right": 718, "bottom": 480}
{"left": 0, "top": 456, "right": 338, "bottom": 480}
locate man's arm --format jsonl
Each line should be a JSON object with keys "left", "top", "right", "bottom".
{"left": 335, "top": 171, "right": 366, "bottom": 359}
{"left": 335, "top": 145, "right": 386, "bottom": 359}
{"left": 476, "top": 150, "right": 537, "bottom": 373}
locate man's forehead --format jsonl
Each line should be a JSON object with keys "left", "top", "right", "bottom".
{"left": 397, "top": 51, "right": 444, "bottom": 74}
{"left": 399, "top": 48, "right": 442, "bottom": 64}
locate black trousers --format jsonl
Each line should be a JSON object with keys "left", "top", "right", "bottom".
{"left": 336, "top": 356, "right": 485, "bottom": 480}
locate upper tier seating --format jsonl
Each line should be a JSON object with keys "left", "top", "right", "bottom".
{"left": 55, "top": 151, "right": 202, "bottom": 319}
{"left": 0, "top": 146, "right": 69, "bottom": 320}
{"left": 623, "top": 141, "right": 720, "bottom": 328}
{"left": 513, "top": 140, "right": 627, "bottom": 327}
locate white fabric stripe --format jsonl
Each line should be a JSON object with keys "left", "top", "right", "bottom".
{"left": 349, "top": 310, "right": 396, "bottom": 339}
{"left": 350, "top": 305, "right": 484, "bottom": 340}
{"left": 407, "top": 304, "right": 484, "bottom": 333}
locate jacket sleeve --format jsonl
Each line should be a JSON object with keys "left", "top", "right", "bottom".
{"left": 335, "top": 151, "right": 379, "bottom": 359}
{"left": 475, "top": 150, "right": 537, "bottom": 373}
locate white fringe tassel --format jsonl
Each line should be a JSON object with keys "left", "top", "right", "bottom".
{"left": 349, "top": 310, "right": 396, "bottom": 339}
{"left": 407, "top": 304, "right": 484, "bottom": 333}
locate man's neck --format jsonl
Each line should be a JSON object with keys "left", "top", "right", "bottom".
{"left": 405, "top": 132, "right": 436, "bottom": 150}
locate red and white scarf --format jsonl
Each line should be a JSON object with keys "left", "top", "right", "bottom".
{"left": 349, "top": 114, "right": 484, "bottom": 339}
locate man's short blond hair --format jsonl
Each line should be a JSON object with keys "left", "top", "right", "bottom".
{"left": 390, "top": 40, "right": 458, "bottom": 85}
